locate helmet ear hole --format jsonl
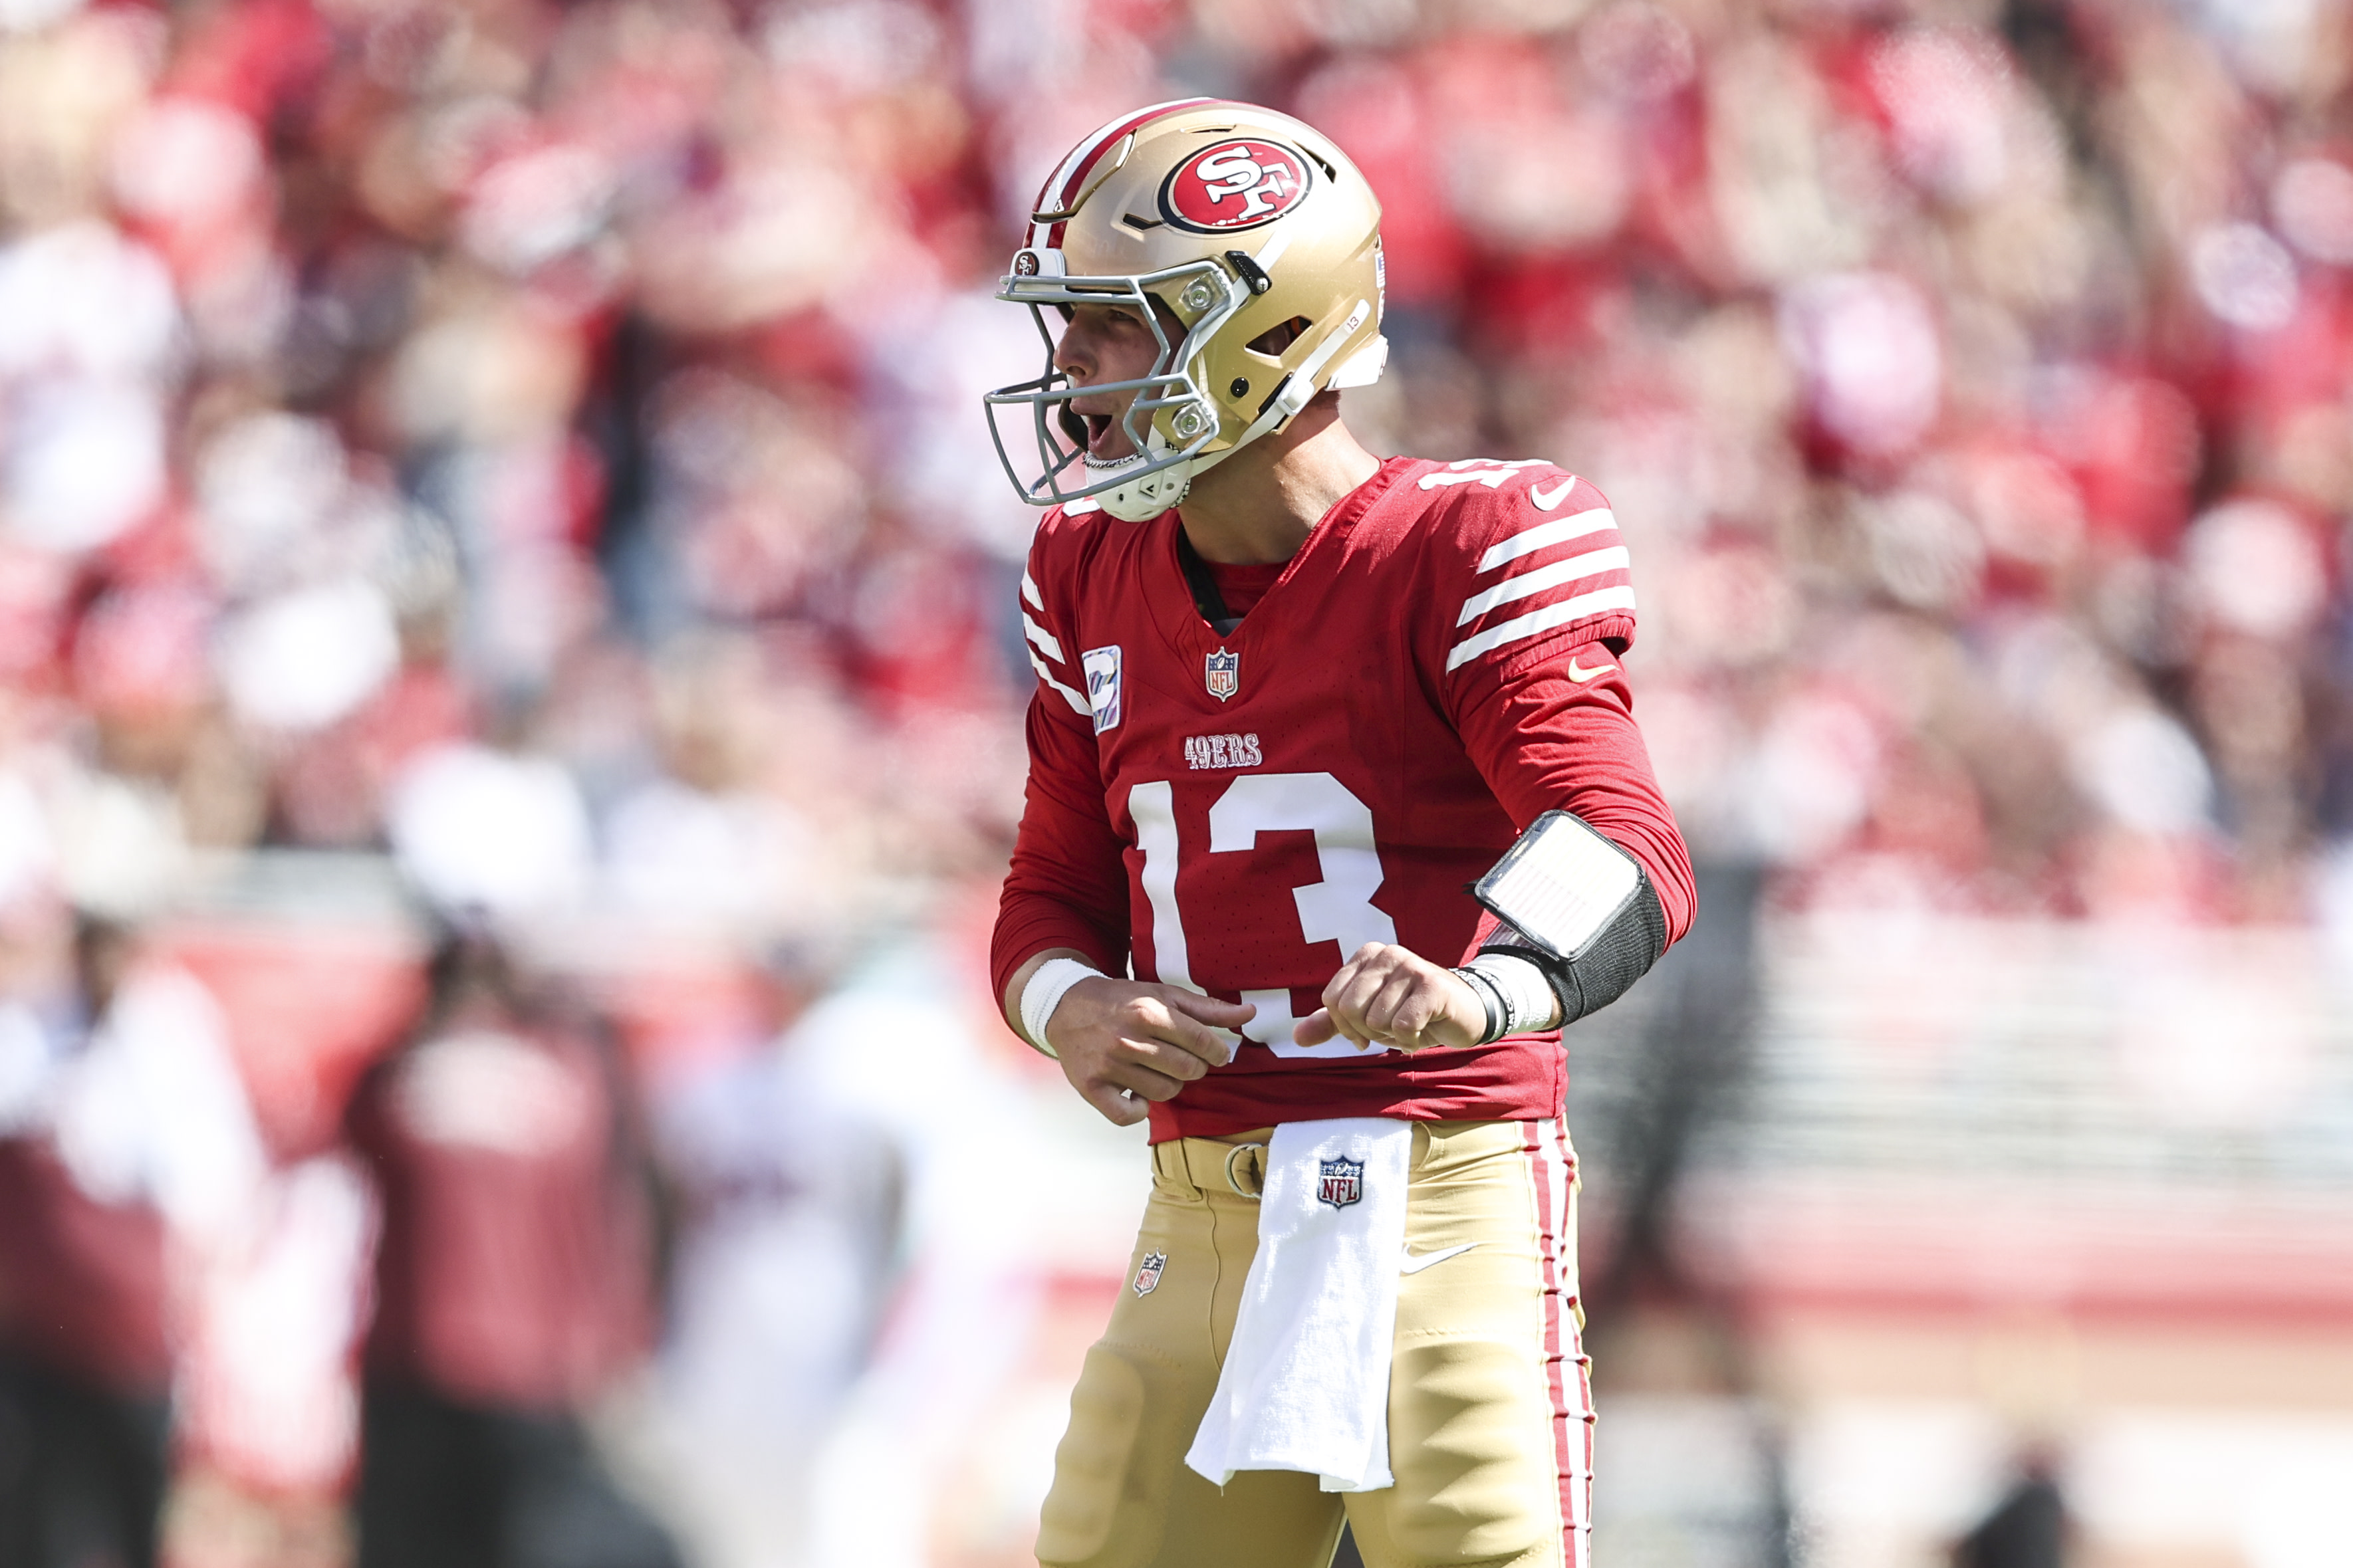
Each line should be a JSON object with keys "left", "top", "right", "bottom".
{"left": 1246, "top": 316, "right": 1313, "bottom": 356}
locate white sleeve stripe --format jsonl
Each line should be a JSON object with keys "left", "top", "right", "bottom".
{"left": 1477, "top": 508, "right": 1616, "bottom": 572}
{"left": 1021, "top": 570, "right": 1043, "bottom": 611}
{"left": 1022, "top": 612, "right": 1066, "bottom": 663}
{"left": 1445, "top": 586, "right": 1638, "bottom": 673}
{"left": 1420, "top": 457, "right": 1551, "bottom": 490}
{"left": 1028, "top": 648, "right": 1091, "bottom": 715}
{"left": 1455, "top": 546, "right": 1631, "bottom": 625}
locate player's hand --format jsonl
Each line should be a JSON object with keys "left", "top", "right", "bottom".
{"left": 1296, "top": 943, "right": 1485, "bottom": 1054}
{"left": 1046, "top": 978, "right": 1254, "bottom": 1127}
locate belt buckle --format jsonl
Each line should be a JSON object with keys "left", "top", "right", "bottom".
{"left": 1222, "top": 1141, "right": 1267, "bottom": 1201}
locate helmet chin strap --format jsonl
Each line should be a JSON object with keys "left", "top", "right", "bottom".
{"left": 1085, "top": 443, "right": 1195, "bottom": 521}
{"left": 1083, "top": 417, "right": 1254, "bottom": 522}
{"left": 1080, "top": 301, "right": 1373, "bottom": 523}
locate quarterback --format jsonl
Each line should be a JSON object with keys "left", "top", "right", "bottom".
{"left": 986, "top": 100, "right": 1694, "bottom": 1568}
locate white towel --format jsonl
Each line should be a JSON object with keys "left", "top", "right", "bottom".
{"left": 1184, "top": 1117, "right": 1413, "bottom": 1493}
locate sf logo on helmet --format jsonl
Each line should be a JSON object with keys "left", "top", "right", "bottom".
{"left": 1162, "top": 138, "right": 1313, "bottom": 232}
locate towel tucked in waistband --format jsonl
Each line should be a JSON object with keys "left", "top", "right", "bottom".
{"left": 1183, "top": 1117, "right": 1412, "bottom": 1494}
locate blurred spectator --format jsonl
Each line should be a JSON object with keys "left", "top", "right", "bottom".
{"left": 600, "top": 633, "right": 826, "bottom": 941}
{"left": 635, "top": 943, "right": 902, "bottom": 1568}
{"left": 344, "top": 924, "right": 676, "bottom": 1568}
{"left": 0, "top": 913, "right": 266, "bottom": 1568}
{"left": 1, "top": 0, "right": 2334, "bottom": 934}
{"left": 1951, "top": 1450, "right": 2071, "bottom": 1568}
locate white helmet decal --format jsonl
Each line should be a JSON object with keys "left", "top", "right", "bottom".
{"left": 1161, "top": 140, "right": 1314, "bottom": 232}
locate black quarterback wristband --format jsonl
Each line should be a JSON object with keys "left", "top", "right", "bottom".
{"left": 1449, "top": 964, "right": 1509, "bottom": 1045}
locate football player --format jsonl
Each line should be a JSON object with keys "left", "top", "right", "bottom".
{"left": 986, "top": 100, "right": 1695, "bottom": 1568}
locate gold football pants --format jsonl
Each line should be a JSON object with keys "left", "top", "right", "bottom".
{"left": 1037, "top": 1118, "right": 1591, "bottom": 1568}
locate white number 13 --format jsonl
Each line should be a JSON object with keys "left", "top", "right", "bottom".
{"left": 1130, "top": 772, "right": 1398, "bottom": 1059}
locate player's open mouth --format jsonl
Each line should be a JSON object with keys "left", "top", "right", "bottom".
{"left": 1081, "top": 411, "right": 1136, "bottom": 461}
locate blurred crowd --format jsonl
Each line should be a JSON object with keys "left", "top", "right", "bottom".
{"left": 1, "top": 0, "right": 2351, "bottom": 1561}
{"left": 1265, "top": 0, "right": 2353, "bottom": 935}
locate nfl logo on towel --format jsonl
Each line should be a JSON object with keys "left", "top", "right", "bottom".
{"left": 1205, "top": 647, "right": 1239, "bottom": 701}
{"left": 1316, "top": 1156, "right": 1364, "bottom": 1209}
{"left": 1132, "top": 1250, "right": 1168, "bottom": 1295}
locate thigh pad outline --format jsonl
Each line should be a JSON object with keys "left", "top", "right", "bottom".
{"left": 1372, "top": 1337, "right": 1557, "bottom": 1567}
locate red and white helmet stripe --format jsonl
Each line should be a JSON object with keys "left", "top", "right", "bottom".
{"left": 1023, "top": 97, "right": 1219, "bottom": 250}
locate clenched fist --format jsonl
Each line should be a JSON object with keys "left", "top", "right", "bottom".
{"left": 1295, "top": 942, "right": 1486, "bottom": 1054}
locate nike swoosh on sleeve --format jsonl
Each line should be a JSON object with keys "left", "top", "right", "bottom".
{"left": 1566, "top": 657, "right": 1617, "bottom": 683}
{"left": 1529, "top": 477, "right": 1578, "bottom": 510}
{"left": 1399, "top": 1241, "right": 1481, "bottom": 1275}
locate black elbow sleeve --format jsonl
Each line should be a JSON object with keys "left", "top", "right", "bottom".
{"left": 1479, "top": 870, "right": 1666, "bottom": 1024}
{"left": 1471, "top": 810, "right": 1671, "bottom": 1026}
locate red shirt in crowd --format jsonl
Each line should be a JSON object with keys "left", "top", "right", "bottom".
{"left": 0, "top": 1141, "right": 170, "bottom": 1393}
{"left": 347, "top": 1020, "right": 652, "bottom": 1412}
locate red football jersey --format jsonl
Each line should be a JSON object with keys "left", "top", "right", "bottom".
{"left": 993, "top": 455, "right": 1693, "bottom": 1141}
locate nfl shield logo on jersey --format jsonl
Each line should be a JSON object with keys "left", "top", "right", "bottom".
{"left": 1133, "top": 1250, "right": 1168, "bottom": 1295}
{"left": 1317, "top": 1156, "right": 1364, "bottom": 1209}
{"left": 1204, "top": 647, "right": 1239, "bottom": 702}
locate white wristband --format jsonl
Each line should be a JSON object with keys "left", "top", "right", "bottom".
{"left": 1018, "top": 958, "right": 1101, "bottom": 1058}
{"left": 1465, "top": 952, "right": 1563, "bottom": 1035}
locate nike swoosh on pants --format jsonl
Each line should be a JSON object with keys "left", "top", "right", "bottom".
{"left": 1398, "top": 1242, "right": 1481, "bottom": 1275}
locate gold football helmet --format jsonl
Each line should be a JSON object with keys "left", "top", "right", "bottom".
{"left": 985, "top": 99, "right": 1388, "bottom": 521}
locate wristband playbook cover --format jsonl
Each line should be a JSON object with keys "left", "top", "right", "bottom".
{"left": 1471, "top": 811, "right": 1667, "bottom": 1028}
{"left": 1471, "top": 810, "right": 1642, "bottom": 962}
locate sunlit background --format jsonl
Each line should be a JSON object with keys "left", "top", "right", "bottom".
{"left": 2, "top": 0, "right": 2352, "bottom": 1565}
